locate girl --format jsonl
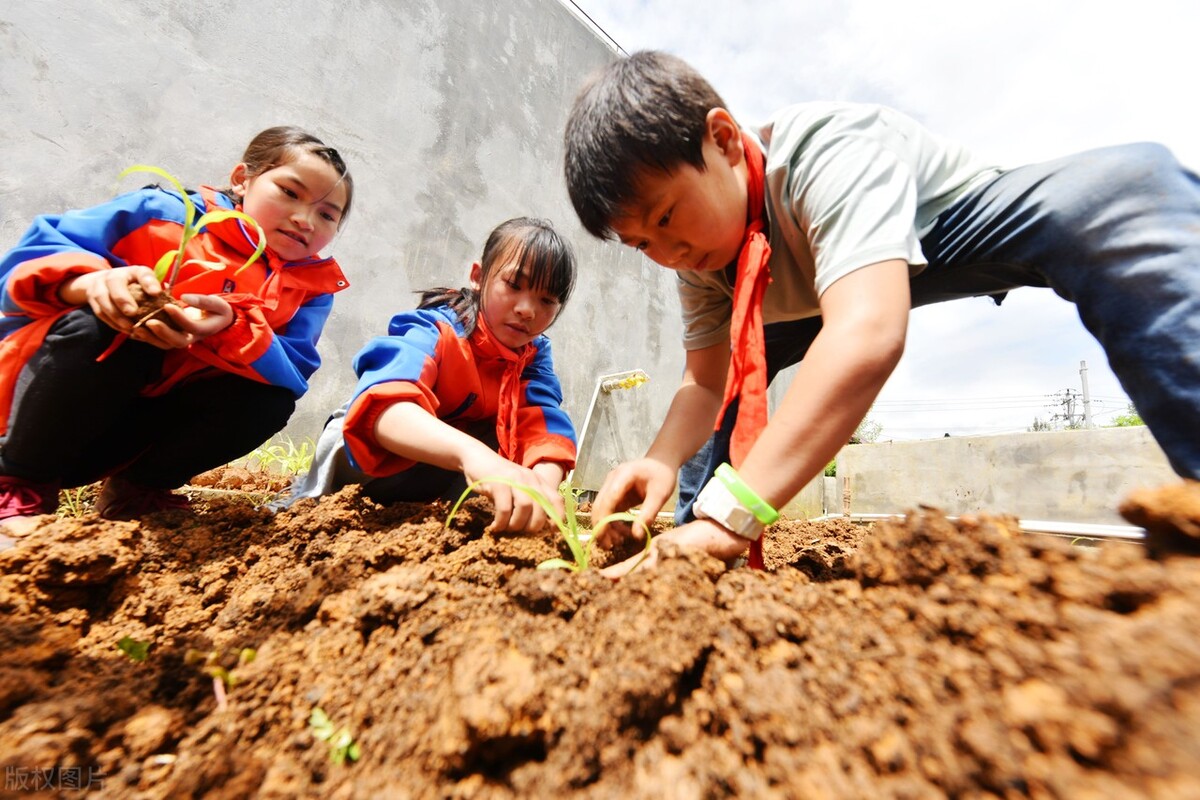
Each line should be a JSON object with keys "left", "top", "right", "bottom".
{"left": 0, "top": 126, "right": 354, "bottom": 544}
{"left": 280, "top": 217, "right": 578, "bottom": 534}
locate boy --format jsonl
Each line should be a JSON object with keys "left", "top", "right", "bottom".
{"left": 562, "top": 50, "right": 1200, "bottom": 576}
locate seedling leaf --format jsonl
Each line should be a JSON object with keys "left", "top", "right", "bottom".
{"left": 309, "top": 706, "right": 360, "bottom": 764}
{"left": 117, "top": 165, "right": 266, "bottom": 289}
{"left": 117, "top": 636, "right": 150, "bottom": 662}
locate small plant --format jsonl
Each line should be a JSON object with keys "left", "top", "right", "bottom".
{"left": 116, "top": 165, "right": 266, "bottom": 328}
{"left": 245, "top": 435, "right": 316, "bottom": 475}
{"left": 116, "top": 636, "right": 151, "bottom": 662}
{"left": 445, "top": 479, "right": 651, "bottom": 572}
{"left": 185, "top": 646, "right": 257, "bottom": 712}
{"left": 57, "top": 486, "right": 95, "bottom": 518}
{"left": 309, "top": 707, "right": 361, "bottom": 765}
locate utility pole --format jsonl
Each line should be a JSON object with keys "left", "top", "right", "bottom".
{"left": 1079, "top": 360, "right": 1093, "bottom": 428}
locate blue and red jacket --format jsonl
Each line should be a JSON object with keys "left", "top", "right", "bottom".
{"left": 342, "top": 305, "right": 577, "bottom": 476}
{"left": 0, "top": 185, "right": 349, "bottom": 435}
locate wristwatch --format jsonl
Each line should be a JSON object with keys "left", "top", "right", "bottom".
{"left": 692, "top": 463, "right": 779, "bottom": 541}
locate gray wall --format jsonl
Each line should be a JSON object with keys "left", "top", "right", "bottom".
{"left": 0, "top": 0, "right": 683, "bottom": 448}
{"left": 837, "top": 427, "right": 1176, "bottom": 526}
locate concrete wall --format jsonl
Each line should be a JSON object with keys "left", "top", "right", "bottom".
{"left": 0, "top": 0, "right": 683, "bottom": 449}
{"left": 836, "top": 427, "right": 1177, "bottom": 525}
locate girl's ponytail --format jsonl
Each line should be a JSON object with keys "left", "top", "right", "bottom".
{"left": 417, "top": 286, "right": 480, "bottom": 333}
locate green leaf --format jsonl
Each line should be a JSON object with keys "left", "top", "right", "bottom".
{"left": 116, "top": 636, "right": 151, "bottom": 662}
{"left": 118, "top": 165, "right": 195, "bottom": 287}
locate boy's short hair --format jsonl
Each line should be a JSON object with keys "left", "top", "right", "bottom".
{"left": 563, "top": 50, "right": 728, "bottom": 240}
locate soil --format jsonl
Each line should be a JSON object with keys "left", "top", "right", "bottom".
{"left": 3, "top": 473, "right": 1200, "bottom": 799}
{"left": 128, "top": 284, "right": 182, "bottom": 330}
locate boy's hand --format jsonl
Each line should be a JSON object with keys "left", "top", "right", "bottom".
{"left": 590, "top": 457, "right": 677, "bottom": 548}
{"left": 600, "top": 519, "right": 749, "bottom": 579}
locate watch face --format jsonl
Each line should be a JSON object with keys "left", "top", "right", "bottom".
{"left": 695, "top": 481, "right": 763, "bottom": 540}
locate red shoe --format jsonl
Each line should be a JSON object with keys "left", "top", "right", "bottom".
{"left": 0, "top": 475, "right": 59, "bottom": 518}
{"left": 97, "top": 476, "right": 192, "bottom": 521}
{"left": 0, "top": 475, "right": 60, "bottom": 549}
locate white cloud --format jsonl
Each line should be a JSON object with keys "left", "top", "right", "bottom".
{"left": 570, "top": 0, "right": 1197, "bottom": 438}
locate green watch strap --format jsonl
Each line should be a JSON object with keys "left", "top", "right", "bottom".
{"left": 714, "top": 463, "right": 780, "bottom": 525}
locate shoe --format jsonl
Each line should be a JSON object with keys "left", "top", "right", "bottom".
{"left": 0, "top": 475, "right": 60, "bottom": 549}
{"left": 97, "top": 475, "right": 191, "bottom": 521}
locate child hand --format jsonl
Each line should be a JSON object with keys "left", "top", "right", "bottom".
{"left": 462, "top": 453, "right": 558, "bottom": 534}
{"left": 132, "top": 293, "right": 234, "bottom": 349}
{"left": 600, "top": 519, "right": 749, "bottom": 580}
{"left": 590, "top": 457, "right": 677, "bottom": 549}
{"left": 68, "top": 266, "right": 164, "bottom": 333}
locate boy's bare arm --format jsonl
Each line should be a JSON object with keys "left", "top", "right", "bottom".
{"left": 590, "top": 340, "right": 729, "bottom": 542}
{"left": 736, "top": 259, "right": 910, "bottom": 512}
{"left": 601, "top": 259, "right": 911, "bottom": 576}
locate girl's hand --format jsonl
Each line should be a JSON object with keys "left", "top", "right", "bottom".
{"left": 133, "top": 294, "right": 234, "bottom": 350}
{"left": 66, "top": 266, "right": 164, "bottom": 333}
{"left": 461, "top": 452, "right": 558, "bottom": 534}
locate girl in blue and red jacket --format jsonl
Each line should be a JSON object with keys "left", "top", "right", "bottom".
{"left": 281, "top": 217, "right": 578, "bottom": 534}
{"left": 0, "top": 126, "right": 353, "bottom": 542}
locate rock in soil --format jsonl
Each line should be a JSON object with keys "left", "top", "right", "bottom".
{"left": 2, "top": 480, "right": 1199, "bottom": 798}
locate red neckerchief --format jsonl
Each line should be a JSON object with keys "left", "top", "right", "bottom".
{"left": 716, "top": 132, "right": 771, "bottom": 569}
{"left": 470, "top": 313, "right": 536, "bottom": 460}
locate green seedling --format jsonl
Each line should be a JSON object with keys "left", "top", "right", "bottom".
{"left": 445, "top": 479, "right": 652, "bottom": 572}
{"left": 185, "top": 646, "right": 257, "bottom": 712}
{"left": 309, "top": 707, "right": 361, "bottom": 765}
{"left": 245, "top": 435, "right": 316, "bottom": 475}
{"left": 116, "top": 165, "right": 266, "bottom": 327}
{"left": 116, "top": 636, "right": 151, "bottom": 662}
{"left": 57, "top": 486, "right": 94, "bottom": 518}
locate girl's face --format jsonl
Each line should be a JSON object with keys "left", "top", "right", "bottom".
{"left": 230, "top": 151, "right": 348, "bottom": 262}
{"left": 471, "top": 259, "right": 562, "bottom": 350}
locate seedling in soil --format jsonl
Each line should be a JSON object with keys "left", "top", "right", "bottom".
{"left": 309, "top": 707, "right": 361, "bottom": 765}
{"left": 116, "top": 165, "right": 266, "bottom": 329}
{"left": 116, "top": 636, "right": 151, "bottom": 662}
{"left": 57, "top": 486, "right": 95, "bottom": 518}
{"left": 185, "top": 646, "right": 257, "bottom": 712}
{"left": 245, "top": 435, "right": 316, "bottom": 475}
{"left": 445, "top": 479, "right": 652, "bottom": 572}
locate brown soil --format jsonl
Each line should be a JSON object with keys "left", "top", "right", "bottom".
{"left": 3, "top": 475, "right": 1200, "bottom": 799}
{"left": 128, "top": 284, "right": 182, "bottom": 330}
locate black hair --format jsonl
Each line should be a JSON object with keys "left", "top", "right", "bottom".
{"left": 563, "top": 50, "right": 727, "bottom": 240}
{"left": 418, "top": 217, "right": 576, "bottom": 336}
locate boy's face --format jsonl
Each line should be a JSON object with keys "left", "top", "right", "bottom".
{"left": 609, "top": 111, "right": 748, "bottom": 273}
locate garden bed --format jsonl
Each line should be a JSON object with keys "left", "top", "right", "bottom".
{"left": 2, "top": 474, "right": 1199, "bottom": 798}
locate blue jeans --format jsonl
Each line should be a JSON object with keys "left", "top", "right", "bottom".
{"left": 677, "top": 143, "right": 1200, "bottom": 523}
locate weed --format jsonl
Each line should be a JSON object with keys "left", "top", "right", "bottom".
{"left": 446, "top": 479, "right": 651, "bottom": 572}
{"left": 116, "top": 636, "right": 151, "bottom": 662}
{"left": 243, "top": 435, "right": 316, "bottom": 475}
{"left": 309, "top": 707, "right": 361, "bottom": 765}
{"left": 186, "top": 646, "right": 257, "bottom": 712}
{"left": 57, "top": 486, "right": 95, "bottom": 518}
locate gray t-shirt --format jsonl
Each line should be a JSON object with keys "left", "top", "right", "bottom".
{"left": 677, "top": 102, "right": 1000, "bottom": 349}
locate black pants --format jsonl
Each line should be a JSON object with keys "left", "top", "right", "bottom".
{"left": 0, "top": 308, "right": 295, "bottom": 489}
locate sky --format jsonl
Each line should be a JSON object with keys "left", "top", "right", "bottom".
{"left": 564, "top": 0, "right": 1200, "bottom": 440}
